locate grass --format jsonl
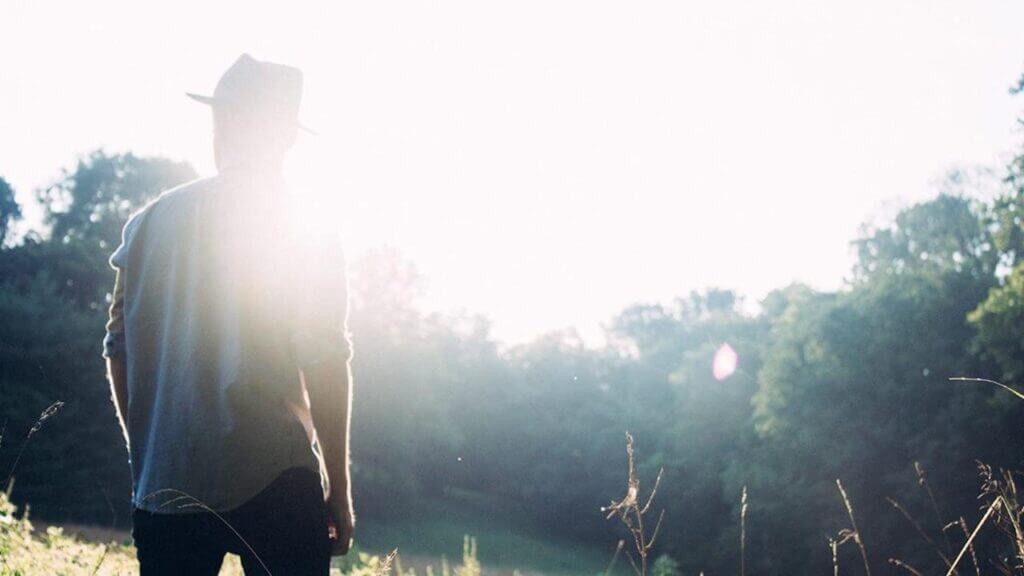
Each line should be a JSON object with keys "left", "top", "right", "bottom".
{"left": 0, "top": 473, "right": 445, "bottom": 576}
{"left": 357, "top": 490, "right": 618, "bottom": 575}
{"left": 0, "top": 485, "right": 610, "bottom": 576}
{"left": 0, "top": 402, "right": 613, "bottom": 575}
{"left": 0, "top": 490, "right": 443, "bottom": 576}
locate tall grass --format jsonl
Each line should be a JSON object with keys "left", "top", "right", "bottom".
{"left": 598, "top": 399, "right": 1024, "bottom": 576}
{"left": 0, "top": 403, "right": 423, "bottom": 576}
{"left": 603, "top": 432, "right": 665, "bottom": 576}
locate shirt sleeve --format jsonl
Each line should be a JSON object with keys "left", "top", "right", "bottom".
{"left": 103, "top": 267, "right": 127, "bottom": 359}
{"left": 291, "top": 232, "right": 353, "bottom": 370}
{"left": 103, "top": 212, "right": 141, "bottom": 359}
{"left": 109, "top": 214, "right": 138, "bottom": 271}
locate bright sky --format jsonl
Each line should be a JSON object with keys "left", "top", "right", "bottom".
{"left": 2, "top": 1, "right": 1023, "bottom": 344}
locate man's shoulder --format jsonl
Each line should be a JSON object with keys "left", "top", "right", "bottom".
{"left": 143, "top": 177, "right": 218, "bottom": 216}
{"left": 120, "top": 177, "right": 216, "bottom": 231}
{"left": 111, "top": 177, "right": 218, "bottom": 267}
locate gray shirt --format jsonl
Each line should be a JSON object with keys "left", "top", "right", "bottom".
{"left": 103, "top": 171, "right": 352, "bottom": 513}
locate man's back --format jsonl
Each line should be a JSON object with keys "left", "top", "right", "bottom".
{"left": 105, "top": 172, "right": 339, "bottom": 512}
{"left": 105, "top": 55, "right": 355, "bottom": 573}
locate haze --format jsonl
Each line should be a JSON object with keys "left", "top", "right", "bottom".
{"left": 3, "top": 0, "right": 1022, "bottom": 343}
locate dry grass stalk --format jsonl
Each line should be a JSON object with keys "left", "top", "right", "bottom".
{"left": 916, "top": 461, "right": 954, "bottom": 556}
{"left": 828, "top": 537, "right": 839, "bottom": 576}
{"left": 955, "top": 517, "right": 981, "bottom": 576}
{"left": 835, "top": 479, "right": 873, "bottom": 576}
{"left": 949, "top": 377, "right": 1024, "bottom": 401}
{"left": 889, "top": 558, "right": 925, "bottom": 576}
{"left": 603, "top": 432, "right": 665, "bottom": 576}
{"left": 377, "top": 548, "right": 399, "bottom": 576}
{"left": 945, "top": 380, "right": 1024, "bottom": 575}
{"left": 740, "top": 485, "right": 748, "bottom": 576}
{"left": 89, "top": 543, "right": 108, "bottom": 576}
{"left": 5, "top": 401, "right": 65, "bottom": 486}
{"left": 145, "top": 488, "right": 272, "bottom": 576}
{"left": 886, "top": 496, "right": 952, "bottom": 569}
{"left": 979, "top": 463, "right": 1024, "bottom": 570}
{"left": 945, "top": 498, "right": 999, "bottom": 576}
{"left": 604, "top": 539, "right": 625, "bottom": 576}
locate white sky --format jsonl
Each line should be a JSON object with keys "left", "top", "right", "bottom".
{"left": 2, "top": 1, "right": 1023, "bottom": 344}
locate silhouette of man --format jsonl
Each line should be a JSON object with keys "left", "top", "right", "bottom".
{"left": 103, "top": 54, "right": 355, "bottom": 575}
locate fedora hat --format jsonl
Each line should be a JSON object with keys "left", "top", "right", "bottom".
{"left": 187, "top": 53, "right": 315, "bottom": 134}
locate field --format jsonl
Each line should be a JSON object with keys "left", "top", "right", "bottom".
{"left": 0, "top": 489, "right": 616, "bottom": 576}
{"left": 358, "top": 491, "right": 616, "bottom": 575}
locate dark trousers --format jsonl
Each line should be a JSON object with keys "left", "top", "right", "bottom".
{"left": 132, "top": 467, "right": 331, "bottom": 576}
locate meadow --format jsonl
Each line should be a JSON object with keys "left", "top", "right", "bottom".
{"left": 0, "top": 489, "right": 465, "bottom": 576}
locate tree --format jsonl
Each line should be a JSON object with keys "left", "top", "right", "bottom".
{"left": 968, "top": 91, "right": 1024, "bottom": 384}
{"left": 0, "top": 151, "right": 196, "bottom": 522}
{"left": 0, "top": 176, "right": 20, "bottom": 246}
{"left": 852, "top": 192, "right": 997, "bottom": 282}
{"left": 739, "top": 193, "right": 1007, "bottom": 575}
{"left": 969, "top": 264, "right": 1024, "bottom": 381}
{"left": 37, "top": 150, "right": 196, "bottom": 250}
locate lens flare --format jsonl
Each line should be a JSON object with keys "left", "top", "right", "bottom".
{"left": 713, "top": 343, "right": 738, "bottom": 381}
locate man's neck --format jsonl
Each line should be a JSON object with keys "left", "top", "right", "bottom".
{"left": 218, "top": 162, "right": 283, "bottom": 177}
{"left": 216, "top": 160, "right": 287, "bottom": 202}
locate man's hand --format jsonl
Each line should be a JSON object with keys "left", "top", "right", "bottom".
{"left": 327, "top": 493, "right": 355, "bottom": 556}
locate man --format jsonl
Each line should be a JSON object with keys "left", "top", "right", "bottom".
{"left": 103, "top": 54, "right": 355, "bottom": 575}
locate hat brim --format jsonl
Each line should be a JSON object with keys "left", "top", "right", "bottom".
{"left": 185, "top": 92, "right": 217, "bottom": 105}
{"left": 185, "top": 92, "right": 317, "bottom": 135}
